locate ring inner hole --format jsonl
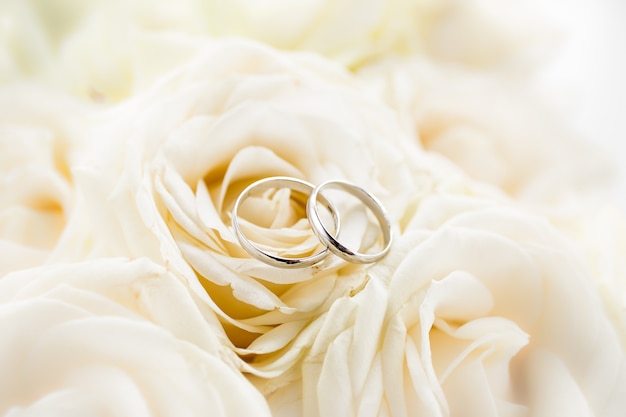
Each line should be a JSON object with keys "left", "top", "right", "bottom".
{"left": 319, "top": 188, "right": 384, "bottom": 255}
{"left": 241, "top": 188, "right": 306, "bottom": 228}
{"left": 238, "top": 187, "right": 335, "bottom": 257}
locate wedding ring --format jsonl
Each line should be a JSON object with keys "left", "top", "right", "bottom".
{"left": 306, "top": 180, "right": 392, "bottom": 264}
{"left": 232, "top": 177, "right": 339, "bottom": 268}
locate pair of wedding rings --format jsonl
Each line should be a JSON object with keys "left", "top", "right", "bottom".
{"left": 231, "top": 177, "right": 392, "bottom": 268}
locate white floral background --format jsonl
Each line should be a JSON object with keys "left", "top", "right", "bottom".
{"left": 528, "top": 0, "right": 626, "bottom": 210}
{"left": 1, "top": 1, "right": 626, "bottom": 416}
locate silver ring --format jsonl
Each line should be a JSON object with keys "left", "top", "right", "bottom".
{"left": 306, "top": 180, "right": 392, "bottom": 264}
{"left": 232, "top": 177, "right": 339, "bottom": 268}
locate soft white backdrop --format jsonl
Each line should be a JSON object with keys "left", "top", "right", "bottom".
{"left": 529, "top": 0, "right": 626, "bottom": 210}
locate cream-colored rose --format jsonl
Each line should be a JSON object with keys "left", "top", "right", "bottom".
{"left": 1, "top": 0, "right": 550, "bottom": 102}
{"left": 0, "top": 84, "right": 95, "bottom": 276}
{"left": 0, "top": 0, "right": 207, "bottom": 101}
{"left": 263, "top": 194, "right": 626, "bottom": 417}
{"left": 213, "top": 0, "right": 552, "bottom": 69}
{"left": 577, "top": 206, "right": 626, "bottom": 349}
{"left": 358, "top": 57, "right": 611, "bottom": 206}
{"left": 0, "top": 0, "right": 54, "bottom": 83}
{"left": 0, "top": 257, "right": 271, "bottom": 416}
{"left": 78, "top": 38, "right": 421, "bottom": 380}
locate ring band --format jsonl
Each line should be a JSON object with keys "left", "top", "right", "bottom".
{"left": 232, "top": 177, "right": 339, "bottom": 268}
{"left": 306, "top": 180, "right": 392, "bottom": 264}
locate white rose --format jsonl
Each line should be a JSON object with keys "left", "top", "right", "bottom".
{"left": 78, "top": 38, "right": 420, "bottom": 379}
{"left": 0, "top": 84, "right": 94, "bottom": 276}
{"left": 577, "top": 206, "right": 626, "bottom": 349}
{"left": 1, "top": 0, "right": 550, "bottom": 102}
{"left": 419, "top": 0, "right": 554, "bottom": 68}
{"left": 216, "top": 0, "right": 551, "bottom": 69}
{"left": 0, "top": 257, "right": 271, "bottom": 417}
{"left": 0, "top": 0, "right": 54, "bottom": 83}
{"left": 55, "top": 0, "right": 211, "bottom": 102}
{"left": 0, "top": 0, "right": 207, "bottom": 101}
{"left": 358, "top": 57, "right": 611, "bottom": 206}
{"left": 264, "top": 194, "right": 626, "bottom": 417}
